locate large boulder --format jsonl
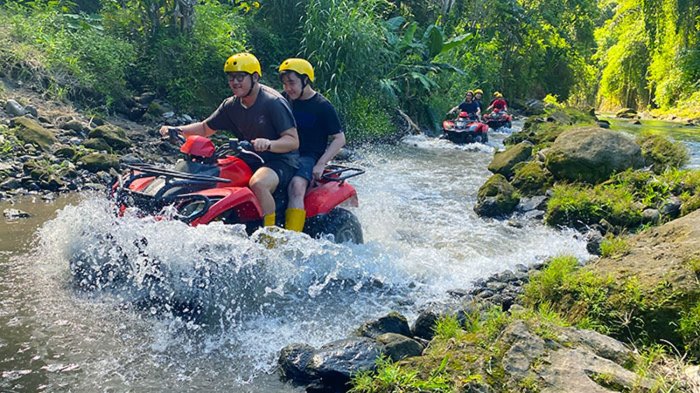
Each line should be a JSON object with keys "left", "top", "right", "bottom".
{"left": 615, "top": 108, "right": 638, "bottom": 118}
{"left": 487, "top": 141, "right": 534, "bottom": 179}
{"left": 11, "top": 117, "right": 58, "bottom": 151}
{"left": 544, "top": 127, "right": 644, "bottom": 184}
{"left": 356, "top": 312, "right": 412, "bottom": 339}
{"left": 474, "top": 174, "right": 520, "bottom": 217}
{"left": 585, "top": 209, "right": 700, "bottom": 353}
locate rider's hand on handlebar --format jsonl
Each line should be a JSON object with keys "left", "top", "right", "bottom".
{"left": 252, "top": 138, "right": 272, "bottom": 152}
{"left": 312, "top": 162, "right": 325, "bottom": 181}
{"left": 159, "top": 126, "right": 171, "bottom": 138}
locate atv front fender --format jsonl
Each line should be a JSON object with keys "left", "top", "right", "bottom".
{"left": 190, "top": 187, "right": 263, "bottom": 226}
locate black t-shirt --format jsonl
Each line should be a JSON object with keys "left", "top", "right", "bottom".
{"left": 205, "top": 84, "right": 298, "bottom": 165}
{"left": 283, "top": 92, "right": 342, "bottom": 161}
{"left": 458, "top": 100, "right": 480, "bottom": 115}
{"left": 474, "top": 99, "right": 484, "bottom": 112}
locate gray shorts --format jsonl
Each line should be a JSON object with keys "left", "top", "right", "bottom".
{"left": 293, "top": 155, "right": 318, "bottom": 182}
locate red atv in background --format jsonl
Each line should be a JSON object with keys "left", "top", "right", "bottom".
{"left": 111, "top": 131, "right": 364, "bottom": 244}
{"left": 482, "top": 108, "right": 512, "bottom": 130}
{"left": 441, "top": 111, "right": 489, "bottom": 144}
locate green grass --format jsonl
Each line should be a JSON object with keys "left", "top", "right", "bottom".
{"left": 600, "top": 235, "right": 631, "bottom": 258}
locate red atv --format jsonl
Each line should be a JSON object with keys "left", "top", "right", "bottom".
{"left": 111, "top": 131, "right": 364, "bottom": 244}
{"left": 441, "top": 111, "right": 489, "bottom": 144}
{"left": 482, "top": 108, "right": 512, "bottom": 130}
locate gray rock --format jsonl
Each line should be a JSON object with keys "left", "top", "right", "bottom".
{"left": 357, "top": 312, "right": 411, "bottom": 339}
{"left": 278, "top": 343, "right": 316, "bottom": 382}
{"left": 517, "top": 195, "right": 548, "bottom": 212}
{"left": 5, "top": 99, "right": 26, "bottom": 117}
{"left": 660, "top": 196, "right": 682, "bottom": 218}
{"left": 486, "top": 281, "right": 507, "bottom": 292}
{"left": 163, "top": 111, "right": 175, "bottom": 118}
{"left": 586, "top": 230, "right": 603, "bottom": 255}
{"left": 309, "top": 337, "right": 381, "bottom": 381}
{"left": 522, "top": 209, "right": 545, "bottom": 220}
{"left": 376, "top": 333, "right": 423, "bottom": 361}
{"left": 3, "top": 208, "right": 31, "bottom": 219}
{"left": 642, "top": 208, "right": 660, "bottom": 224}
{"left": 24, "top": 105, "right": 38, "bottom": 118}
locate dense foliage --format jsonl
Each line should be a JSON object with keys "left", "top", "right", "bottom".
{"left": 0, "top": 0, "right": 698, "bottom": 140}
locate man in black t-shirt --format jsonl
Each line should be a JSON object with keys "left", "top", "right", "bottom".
{"left": 278, "top": 58, "right": 346, "bottom": 232}
{"left": 448, "top": 90, "right": 481, "bottom": 120}
{"left": 159, "top": 53, "right": 299, "bottom": 228}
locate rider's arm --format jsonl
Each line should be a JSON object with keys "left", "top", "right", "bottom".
{"left": 317, "top": 132, "right": 346, "bottom": 167}
{"left": 268, "top": 127, "right": 299, "bottom": 153}
{"left": 158, "top": 121, "right": 216, "bottom": 138}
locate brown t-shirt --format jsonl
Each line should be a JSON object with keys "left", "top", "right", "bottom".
{"left": 205, "top": 84, "right": 298, "bottom": 166}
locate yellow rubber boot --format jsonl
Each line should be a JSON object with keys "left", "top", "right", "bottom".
{"left": 285, "top": 208, "right": 306, "bottom": 232}
{"left": 263, "top": 212, "right": 276, "bottom": 227}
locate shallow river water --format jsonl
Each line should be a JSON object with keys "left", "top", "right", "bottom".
{"left": 1, "top": 119, "right": 698, "bottom": 392}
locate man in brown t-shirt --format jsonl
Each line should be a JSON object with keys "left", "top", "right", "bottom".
{"left": 159, "top": 53, "right": 299, "bottom": 227}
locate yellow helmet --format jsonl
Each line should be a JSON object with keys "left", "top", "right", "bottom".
{"left": 494, "top": 91, "right": 503, "bottom": 98}
{"left": 474, "top": 89, "right": 483, "bottom": 95}
{"left": 224, "top": 53, "right": 262, "bottom": 77}
{"left": 278, "top": 58, "right": 315, "bottom": 82}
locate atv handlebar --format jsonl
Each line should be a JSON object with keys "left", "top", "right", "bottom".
{"left": 164, "top": 127, "right": 186, "bottom": 144}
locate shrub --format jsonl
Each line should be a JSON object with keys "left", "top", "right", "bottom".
{"left": 341, "top": 94, "right": 395, "bottom": 142}
{"left": 599, "top": 235, "right": 631, "bottom": 258}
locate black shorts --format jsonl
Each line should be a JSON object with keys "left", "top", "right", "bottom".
{"left": 247, "top": 158, "right": 297, "bottom": 191}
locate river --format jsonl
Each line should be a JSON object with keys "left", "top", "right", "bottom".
{"left": 1, "top": 119, "right": 698, "bottom": 392}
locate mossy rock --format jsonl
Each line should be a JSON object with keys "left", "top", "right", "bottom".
{"left": 545, "top": 127, "right": 644, "bottom": 184}
{"left": 12, "top": 117, "right": 57, "bottom": 151}
{"left": 526, "top": 210, "right": 700, "bottom": 358}
{"left": 638, "top": 134, "right": 689, "bottom": 174}
{"left": 88, "top": 125, "right": 131, "bottom": 150}
{"left": 82, "top": 138, "right": 112, "bottom": 152}
{"left": 79, "top": 153, "right": 120, "bottom": 172}
{"left": 511, "top": 161, "right": 552, "bottom": 196}
{"left": 53, "top": 145, "right": 77, "bottom": 159}
{"left": 487, "top": 142, "right": 534, "bottom": 179}
{"left": 474, "top": 174, "right": 520, "bottom": 217}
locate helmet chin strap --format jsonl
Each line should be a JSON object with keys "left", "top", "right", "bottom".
{"left": 243, "top": 74, "right": 257, "bottom": 98}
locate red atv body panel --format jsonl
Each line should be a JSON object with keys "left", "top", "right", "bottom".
{"left": 304, "top": 181, "right": 359, "bottom": 217}
{"left": 216, "top": 156, "right": 253, "bottom": 188}
{"left": 190, "top": 187, "right": 262, "bottom": 226}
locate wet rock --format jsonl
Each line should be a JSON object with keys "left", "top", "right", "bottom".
{"left": 3, "top": 208, "right": 31, "bottom": 219}
{"left": 487, "top": 141, "right": 534, "bottom": 179}
{"left": 474, "top": 174, "right": 520, "bottom": 217}
{"left": 134, "top": 91, "right": 157, "bottom": 106}
{"left": 5, "top": 99, "right": 26, "bottom": 117}
{"left": 376, "top": 333, "right": 423, "bottom": 361}
{"left": 1, "top": 178, "right": 22, "bottom": 190}
{"left": 517, "top": 195, "right": 547, "bottom": 212}
{"left": 309, "top": 337, "right": 381, "bottom": 382}
{"left": 53, "top": 145, "right": 77, "bottom": 159}
{"left": 615, "top": 108, "right": 638, "bottom": 118}
{"left": 585, "top": 230, "right": 603, "bottom": 255}
{"left": 278, "top": 343, "right": 315, "bottom": 382}
{"left": 356, "top": 311, "right": 411, "bottom": 339}
{"left": 486, "top": 281, "right": 507, "bottom": 291}
{"left": 522, "top": 209, "right": 545, "bottom": 220}
{"left": 596, "top": 119, "right": 610, "bottom": 128}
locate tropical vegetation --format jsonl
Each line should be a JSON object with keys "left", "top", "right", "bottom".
{"left": 0, "top": 0, "right": 697, "bottom": 141}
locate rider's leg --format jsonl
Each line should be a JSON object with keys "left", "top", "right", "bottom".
{"left": 249, "top": 167, "right": 279, "bottom": 226}
{"left": 286, "top": 176, "right": 308, "bottom": 231}
{"left": 284, "top": 155, "right": 315, "bottom": 232}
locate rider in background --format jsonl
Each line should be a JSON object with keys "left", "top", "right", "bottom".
{"left": 486, "top": 91, "right": 508, "bottom": 113}
{"left": 279, "top": 58, "right": 346, "bottom": 232}
{"left": 159, "top": 52, "right": 299, "bottom": 228}
{"left": 448, "top": 90, "right": 481, "bottom": 120}
{"left": 473, "top": 89, "right": 484, "bottom": 113}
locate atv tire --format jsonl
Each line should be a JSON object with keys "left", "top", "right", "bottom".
{"left": 306, "top": 208, "right": 363, "bottom": 244}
